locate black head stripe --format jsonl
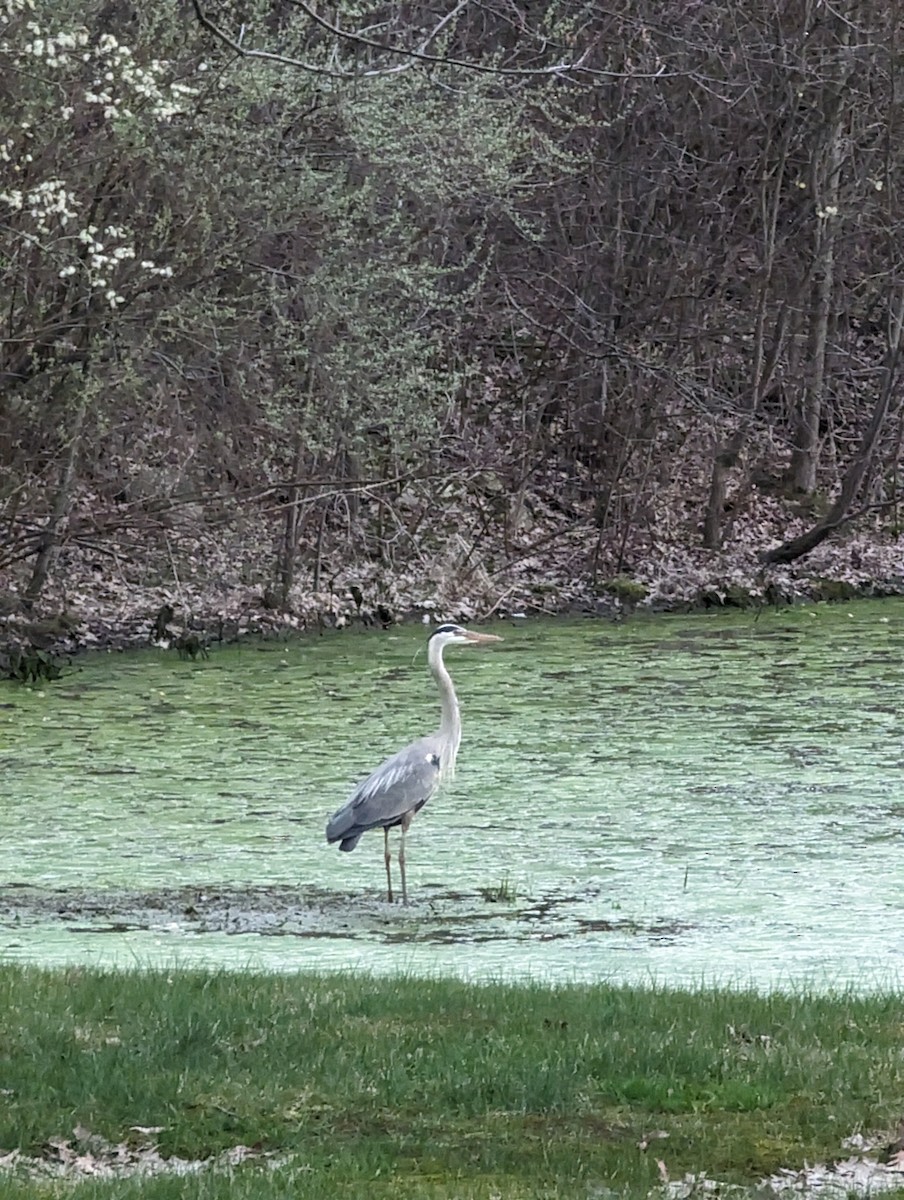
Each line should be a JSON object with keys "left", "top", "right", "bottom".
{"left": 430, "top": 623, "right": 463, "bottom": 638}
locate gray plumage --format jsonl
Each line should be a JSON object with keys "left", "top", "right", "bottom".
{"left": 325, "top": 623, "right": 502, "bottom": 903}
{"left": 326, "top": 738, "right": 442, "bottom": 853}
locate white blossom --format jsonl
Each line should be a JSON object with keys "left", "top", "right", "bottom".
{"left": 1, "top": 13, "right": 180, "bottom": 296}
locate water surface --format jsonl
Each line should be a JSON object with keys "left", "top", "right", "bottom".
{"left": 2, "top": 603, "right": 903, "bottom": 990}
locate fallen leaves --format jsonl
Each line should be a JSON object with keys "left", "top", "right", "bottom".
{"left": 657, "top": 1127, "right": 904, "bottom": 1199}
{"left": 0, "top": 1125, "right": 276, "bottom": 1181}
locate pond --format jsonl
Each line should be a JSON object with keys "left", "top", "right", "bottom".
{"left": 2, "top": 602, "right": 903, "bottom": 991}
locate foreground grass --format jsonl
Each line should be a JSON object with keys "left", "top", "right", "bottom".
{"left": 1, "top": 967, "right": 904, "bottom": 1198}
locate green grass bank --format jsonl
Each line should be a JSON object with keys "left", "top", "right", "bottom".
{"left": 0, "top": 966, "right": 903, "bottom": 1198}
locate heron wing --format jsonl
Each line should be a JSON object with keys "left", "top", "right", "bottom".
{"left": 326, "top": 737, "right": 442, "bottom": 847}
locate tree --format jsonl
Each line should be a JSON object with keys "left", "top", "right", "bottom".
{"left": 4, "top": 0, "right": 904, "bottom": 613}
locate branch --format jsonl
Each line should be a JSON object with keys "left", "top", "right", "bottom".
{"left": 191, "top": 0, "right": 347, "bottom": 78}
{"left": 284, "top": 0, "right": 587, "bottom": 77}
{"left": 191, "top": 1, "right": 666, "bottom": 80}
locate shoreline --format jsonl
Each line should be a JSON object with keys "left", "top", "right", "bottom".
{"left": 2, "top": 563, "right": 903, "bottom": 664}
{"left": 3, "top": 500, "right": 904, "bottom": 660}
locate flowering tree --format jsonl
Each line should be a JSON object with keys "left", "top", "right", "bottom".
{"left": 0, "top": 1, "right": 201, "bottom": 597}
{"left": 1, "top": 0, "right": 558, "bottom": 604}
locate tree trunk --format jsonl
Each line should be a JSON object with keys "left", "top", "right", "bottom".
{"left": 786, "top": 225, "right": 836, "bottom": 494}
{"left": 702, "top": 305, "right": 788, "bottom": 549}
{"left": 785, "top": 21, "right": 851, "bottom": 494}
{"left": 764, "top": 293, "right": 904, "bottom": 565}
{"left": 276, "top": 428, "right": 306, "bottom": 609}
{"left": 701, "top": 98, "right": 793, "bottom": 550}
{"left": 702, "top": 436, "right": 743, "bottom": 549}
{"left": 23, "top": 396, "right": 88, "bottom": 607}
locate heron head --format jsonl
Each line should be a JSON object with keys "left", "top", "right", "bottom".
{"left": 429, "top": 623, "right": 503, "bottom": 648}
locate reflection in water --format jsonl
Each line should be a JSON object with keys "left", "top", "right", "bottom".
{"left": 2, "top": 602, "right": 904, "bottom": 990}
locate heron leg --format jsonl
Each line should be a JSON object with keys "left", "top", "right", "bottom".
{"left": 384, "top": 826, "right": 393, "bottom": 904}
{"left": 399, "top": 812, "right": 412, "bottom": 906}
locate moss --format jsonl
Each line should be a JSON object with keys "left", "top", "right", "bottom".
{"left": 724, "top": 584, "right": 755, "bottom": 608}
{"left": 810, "top": 579, "right": 860, "bottom": 602}
{"left": 601, "top": 576, "right": 648, "bottom": 605}
{"left": 23, "top": 613, "right": 77, "bottom": 641}
{"left": 698, "top": 585, "right": 756, "bottom": 609}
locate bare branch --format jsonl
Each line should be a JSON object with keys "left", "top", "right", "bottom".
{"left": 192, "top": 0, "right": 624, "bottom": 79}
{"left": 284, "top": 0, "right": 585, "bottom": 76}
{"left": 191, "top": 0, "right": 351, "bottom": 78}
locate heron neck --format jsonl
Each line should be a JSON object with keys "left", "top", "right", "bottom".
{"left": 429, "top": 639, "right": 461, "bottom": 767}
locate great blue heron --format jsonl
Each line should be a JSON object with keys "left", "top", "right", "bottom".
{"left": 325, "top": 623, "right": 502, "bottom": 903}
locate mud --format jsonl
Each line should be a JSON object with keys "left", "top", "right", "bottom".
{"left": 0, "top": 883, "right": 689, "bottom": 948}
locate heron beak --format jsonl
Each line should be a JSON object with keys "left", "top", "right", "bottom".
{"left": 463, "top": 630, "right": 503, "bottom": 643}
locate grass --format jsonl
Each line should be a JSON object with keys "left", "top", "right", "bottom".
{"left": 477, "top": 874, "right": 517, "bottom": 903}
{"left": 1, "top": 967, "right": 904, "bottom": 1198}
